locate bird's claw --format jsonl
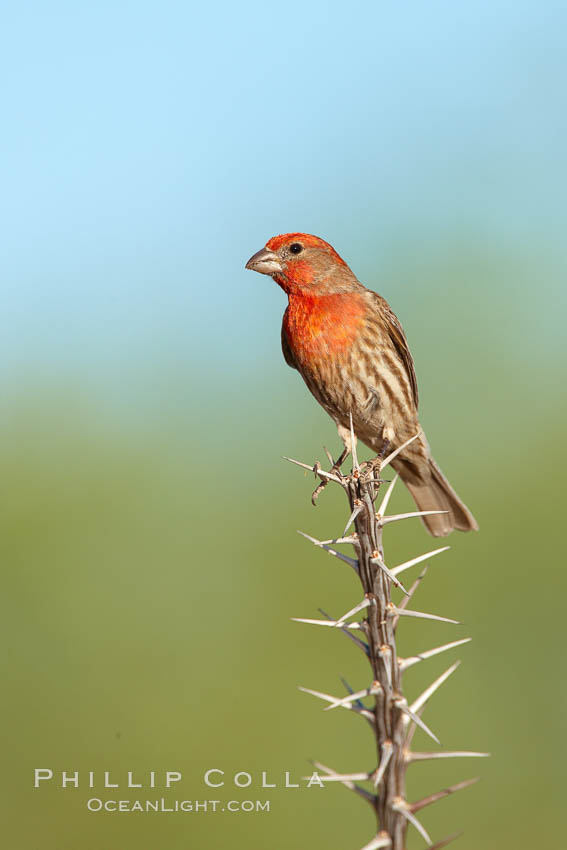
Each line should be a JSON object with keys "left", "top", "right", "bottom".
{"left": 311, "top": 482, "right": 326, "bottom": 505}
{"left": 359, "top": 457, "right": 384, "bottom": 482}
{"left": 311, "top": 453, "right": 348, "bottom": 504}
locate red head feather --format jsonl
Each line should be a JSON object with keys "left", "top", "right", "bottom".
{"left": 263, "top": 232, "right": 352, "bottom": 294}
{"left": 266, "top": 233, "right": 347, "bottom": 266}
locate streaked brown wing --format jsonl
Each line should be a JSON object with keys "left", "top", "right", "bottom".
{"left": 372, "top": 293, "right": 419, "bottom": 409}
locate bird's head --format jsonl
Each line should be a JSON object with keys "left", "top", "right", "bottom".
{"left": 245, "top": 233, "right": 357, "bottom": 295}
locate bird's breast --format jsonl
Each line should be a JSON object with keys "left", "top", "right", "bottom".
{"left": 283, "top": 293, "right": 366, "bottom": 367}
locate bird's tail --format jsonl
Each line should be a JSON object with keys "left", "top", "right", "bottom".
{"left": 396, "top": 455, "right": 479, "bottom": 538}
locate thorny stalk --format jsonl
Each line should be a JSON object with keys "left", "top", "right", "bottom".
{"left": 287, "top": 426, "right": 488, "bottom": 849}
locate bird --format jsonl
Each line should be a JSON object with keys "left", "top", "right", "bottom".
{"left": 245, "top": 233, "right": 478, "bottom": 537}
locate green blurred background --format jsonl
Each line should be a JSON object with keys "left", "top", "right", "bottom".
{"left": 2, "top": 2, "right": 566, "bottom": 848}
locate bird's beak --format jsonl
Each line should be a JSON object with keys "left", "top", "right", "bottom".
{"left": 245, "top": 247, "right": 282, "bottom": 276}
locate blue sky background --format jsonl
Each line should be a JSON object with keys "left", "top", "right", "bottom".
{"left": 1, "top": 0, "right": 566, "bottom": 409}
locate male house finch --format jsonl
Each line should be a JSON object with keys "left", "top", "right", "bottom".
{"left": 246, "top": 233, "right": 478, "bottom": 537}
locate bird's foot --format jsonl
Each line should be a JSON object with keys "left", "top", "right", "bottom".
{"left": 358, "top": 440, "right": 391, "bottom": 485}
{"left": 311, "top": 447, "right": 350, "bottom": 505}
{"left": 359, "top": 460, "right": 386, "bottom": 483}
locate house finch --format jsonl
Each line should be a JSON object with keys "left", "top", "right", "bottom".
{"left": 245, "top": 233, "right": 478, "bottom": 537}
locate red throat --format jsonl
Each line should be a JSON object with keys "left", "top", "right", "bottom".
{"left": 273, "top": 259, "right": 313, "bottom": 293}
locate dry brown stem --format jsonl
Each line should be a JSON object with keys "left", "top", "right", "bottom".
{"left": 288, "top": 431, "right": 488, "bottom": 849}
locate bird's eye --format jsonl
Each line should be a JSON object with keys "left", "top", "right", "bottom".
{"left": 289, "top": 243, "right": 303, "bottom": 254}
